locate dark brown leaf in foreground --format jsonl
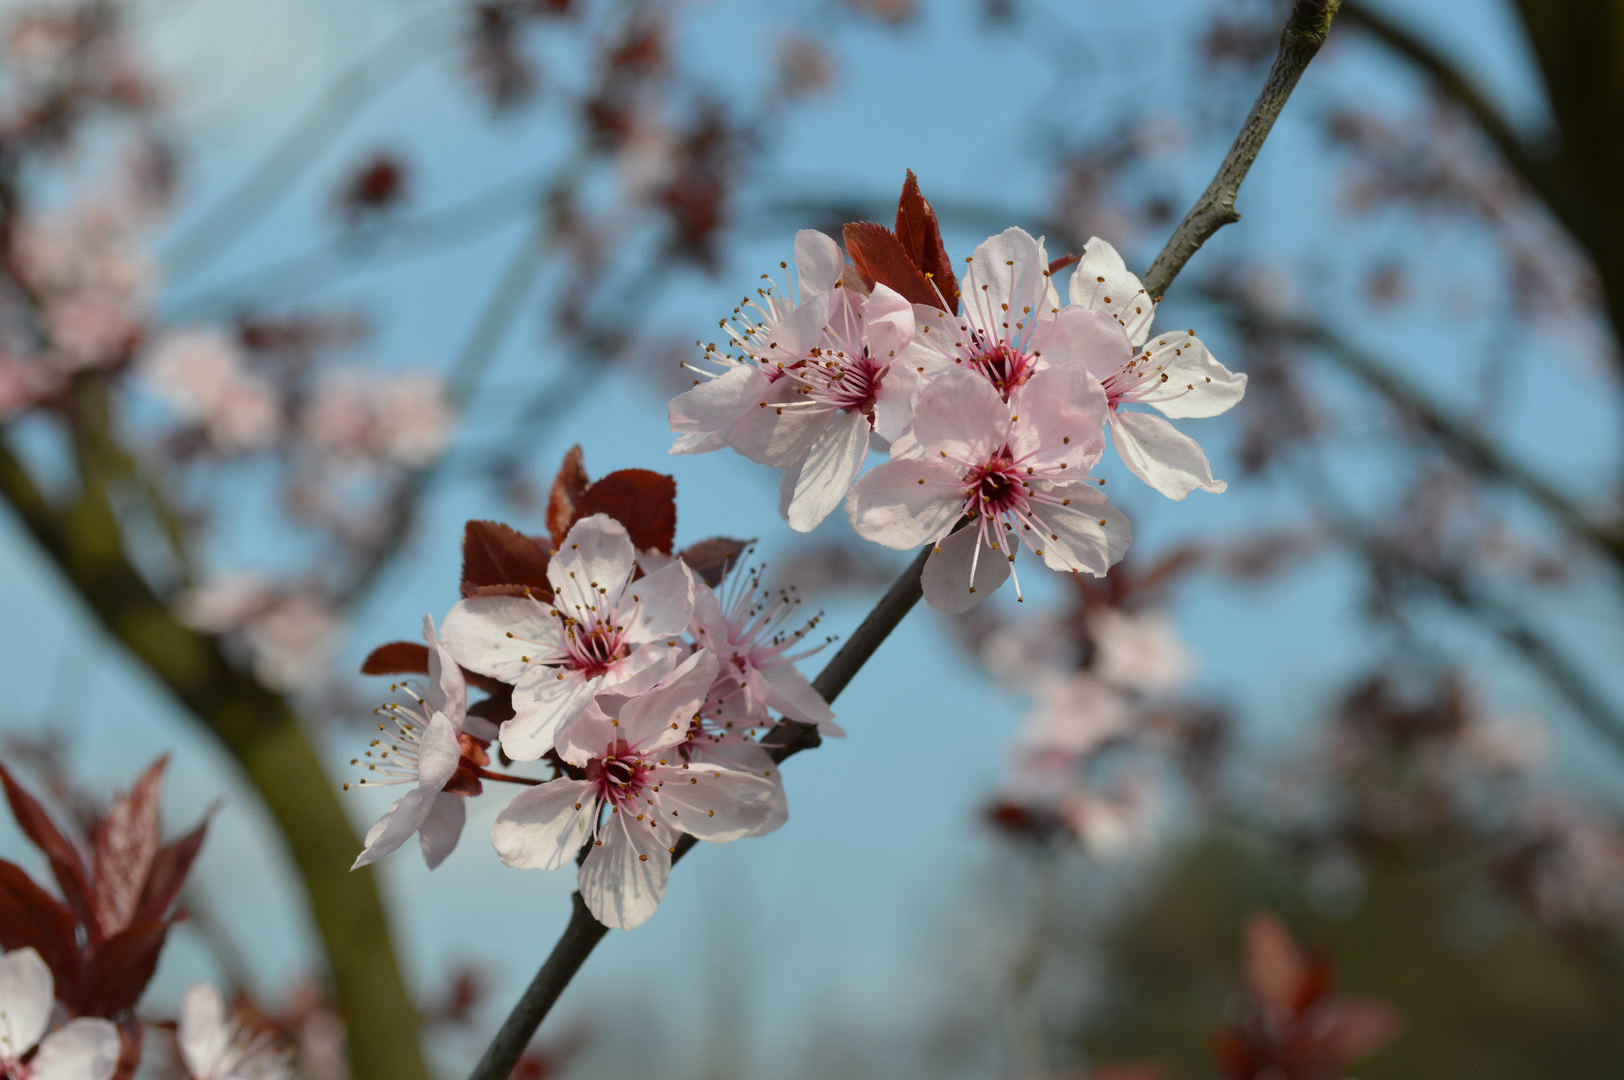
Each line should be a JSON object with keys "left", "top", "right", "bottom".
{"left": 571, "top": 469, "right": 677, "bottom": 554}
{"left": 461, "top": 520, "right": 553, "bottom": 601}
{"left": 894, "top": 170, "right": 959, "bottom": 313}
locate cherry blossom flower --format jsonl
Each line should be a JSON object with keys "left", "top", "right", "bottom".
{"left": 1066, "top": 237, "right": 1247, "bottom": 500}
{"left": 491, "top": 650, "right": 784, "bottom": 929}
{"left": 0, "top": 948, "right": 118, "bottom": 1080}
{"left": 441, "top": 514, "right": 695, "bottom": 761}
{"left": 1087, "top": 607, "right": 1193, "bottom": 695}
{"left": 894, "top": 226, "right": 1125, "bottom": 403}
{"left": 688, "top": 559, "right": 839, "bottom": 731}
{"left": 178, "top": 983, "right": 298, "bottom": 1080}
{"left": 847, "top": 364, "right": 1129, "bottom": 612}
{"left": 141, "top": 329, "right": 282, "bottom": 452}
{"left": 1019, "top": 673, "right": 1133, "bottom": 757}
{"left": 301, "top": 368, "right": 452, "bottom": 468}
{"left": 348, "top": 615, "right": 473, "bottom": 871}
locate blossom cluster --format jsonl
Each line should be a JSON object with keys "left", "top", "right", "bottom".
{"left": 345, "top": 459, "right": 835, "bottom": 929}
{"left": 669, "top": 173, "right": 1245, "bottom": 613}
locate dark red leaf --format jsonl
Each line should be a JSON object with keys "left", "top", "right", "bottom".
{"left": 1244, "top": 913, "right": 1308, "bottom": 1015}
{"left": 109, "top": 1020, "right": 144, "bottom": 1080}
{"left": 571, "top": 470, "right": 677, "bottom": 554}
{"left": 74, "top": 918, "right": 176, "bottom": 1017}
{"left": 1047, "top": 253, "right": 1081, "bottom": 275}
{"left": 842, "top": 221, "right": 939, "bottom": 310}
{"left": 468, "top": 688, "right": 514, "bottom": 728}
{"left": 360, "top": 641, "right": 430, "bottom": 676}
{"left": 0, "top": 761, "right": 96, "bottom": 936}
{"left": 894, "top": 170, "right": 959, "bottom": 313}
{"left": 465, "top": 583, "right": 543, "bottom": 599}
{"left": 0, "top": 858, "right": 81, "bottom": 994}
{"left": 131, "top": 814, "right": 208, "bottom": 925}
{"left": 547, "top": 445, "right": 590, "bottom": 549}
{"left": 461, "top": 520, "right": 553, "bottom": 601}
{"left": 678, "top": 537, "right": 751, "bottom": 587}
{"left": 91, "top": 756, "right": 167, "bottom": 939}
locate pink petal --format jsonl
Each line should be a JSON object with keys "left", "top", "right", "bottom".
{"left": 618, "top": 650, "right": 719, "bottom": 748}
{"left": 30, "top": 1018, "right": 119, "bottom": 1080}
{"left": 786, "top": 408, "right": 871, "bottom": 533}
{"left": 1069, "top": 236, "right": 1153, "bottom": 347}
{"left": 911, "top": 366, "right": 1009, "bottom": 465}
{"left": 0, "top": 947, "right": 52, "bottom": 1060}
{"left": 1137, "top": 332, "right": 1246, "bottom": 419}
{"left": 1027, "top": 482, "right": 1131, "bottom": 575}
{"left": 669, "top": 365, "right": 768, "bottom": 453}
{"left": 654, "top": 755, "right": 783, "bottom": 843}
{"left": 491, "top": 779, "right": 595, "bottom": 870}
{"left": 794, "top": 229, "right": 844, "bottom": 297}
{"left": 550, "top": 514, "right": 638, "bottom": 600}
{"left": 846, "top": 459, "right": 965, "bottom": 550}
{"left": 502, "top": 669, "right": 600, "bottom": 761}
{"left": 622, "top": 558, "right": 694, "bottom": 643}
{"left": 1109, "top": 409, "right": 1226, "bottom": 500}
{"left": 579, "top": 810, "right": 670, "bottom": 929}
{"left": 1009, "top": 364, "right": 1109, "bottom": 471}
{"left": 418, "top": 791, "right": 466, "bottom": 870}
{"left": 421, "top": 614, "right": 468, "bottom": 730}
{"left": 439, "top": 594, "right": 562, "bottom": 682}
{"left": 921, "top": 525, "right": 1011, "bottom": 614}
{"left": 759, "top": 660, "right": 835, "bottom": 725}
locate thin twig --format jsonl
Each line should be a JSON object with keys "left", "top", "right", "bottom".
{"left": 1141, "top": 0, "right": 1342, "bottom": 300}
{"left": 467, "top": 3, "right": 1344, "bottom": 1071}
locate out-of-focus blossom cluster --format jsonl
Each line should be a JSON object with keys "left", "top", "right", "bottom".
{"left": 669, "top": 173, "right": 1246, "bottom": 614}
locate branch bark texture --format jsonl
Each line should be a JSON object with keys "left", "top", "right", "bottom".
{"left": 1141, "top": 0, "right": 1342, "bottom": 300}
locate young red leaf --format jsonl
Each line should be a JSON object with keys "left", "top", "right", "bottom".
{"left": 74, "top": 918, "right": 176, "bottom": 1017}
{"left": 91, "top": 756, "right": 167, "bottom": 939}
{"left": 461, "top": 520, "right": 553, "bottom": 601}
{"left": 842, "top": 221, "right": 939, "bottom": 310}
{"left": 547, "top": 444, "right": 591, "bottom": 549}
{"left": 360, "top": 641, "right": 430, "bottom": 676}
{"left": 1047, "top": 252, "right": 1081, "bottom": 275}
{"left": 0, "top": 761, "right": 96, "bottom": 936}
{"left": 0, "top": 858, "right": 81, "bottom": 995}
{"left": 678, "top": 536, "right": 751, "bottom": 587}
{"left": 894, "top": 170, "right": 959, "bottom": 313}
{"left": 571, "top": 469, "right": 677, "bottom": 554}
{"left": 1244, "top": 913, "right": 1309, "bottom": 1015}
{"left": 110, "top": 1021, "right": 144, "bottom": 1080}
{"left": 131, "top": 814, "right": 209, "bottom": 926}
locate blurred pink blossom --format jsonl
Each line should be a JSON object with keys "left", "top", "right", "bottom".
{"left": 1087, "top": 607, "right": 1192, "bottom": 696}
{"left": 301, "top": 368, "right": 452, "bottom": 468}
{"left": 141, "top": 328, "right": 282, "bottom": 452}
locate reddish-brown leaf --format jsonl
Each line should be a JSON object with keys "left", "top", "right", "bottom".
{"left": 131, "top": 815, "right": 208, "bottom": 925}
{"left": 842, "top": 221, "right": 940, "bottom": 310}
{"left": 110, "top": 1020, "right": 144, "bottom": 1080}
{"left": 0, "top": 761, "right": 95, "bottom": 935}
{"left": 1244, "top": 913, "right": 1308, "bottom": 1015}
{"left": 0, "top": 858, "right": 80, "bottom": 994}
{"left": 678, "top": 536, "right": 751, "bottom": 587}
{"left": 461, "top": 520, "right": 553, "bottom": 601}
{"left": 74, "top": 918, "right": 176, "bottom": 1017}
{"left": 1316, "top": 998, "right": 1401, "bottom": 1065}
{"left": 360, "top": 641, "right": 430, "bottom": 676}
{"left": 894, "top": 170, "right": 959, "bottom": 313}
{"left": 468, "top": 687, "right": 514, "bottom": 728}
{"left": 91, "top": 757, "right": 167, "bottom": 939}
{"left": 571, "top": 470, "right": 677, "bottom": 554}
{"left": 1047, "top": 252, "right": 1081, "bottom": 275}
{"left": 547, "top": 444, "right": 591, "bottom": 549}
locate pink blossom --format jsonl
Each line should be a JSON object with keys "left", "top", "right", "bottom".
{"left": 0, "top": 354, "right": 62, "bottom": 419}
{"left": 348, "top": 616, "right": 473, "bottom": 871}
{"left": 490, "top": 650, "right": 784, "bottom": 929}
{"left": 0, "top": 948, "right": 119, "bottom": 1080}
{"left": 141, "top": 329, "right": 281, "bottom": 452}
{"left": 846, "top": 364, "right": 1129, "bottom": 612}
{"left": 1066, "top": 237, "right": 1247, "bottom": 500}
{"left": 301, "top": 368, "right": 452, "bottom": 468}
{"left": 1087, "top": 607, "right": 1192, "bottom": 695}
{"left": 441, "top": 514, "right": 695, "bottom": 761}
{"left": 178, "top": 983, "right": 298, "bottom": 1080}
{"left": 1019, "top": 673, "right": 1133, "bottom": 757}
{"left": 688, "top": 559, "right": 839, "bottom": 731}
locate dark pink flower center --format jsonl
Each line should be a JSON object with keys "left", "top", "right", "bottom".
{"left": 565, "top": 623, "right": 627, "bottom": 679}
{"left": 587, "top": 738, "right": 650, "bottom": 806}
{"left": 968, "top": 341, "right": 1036, "bottom": 400}
{"left": 966, "top": 449, "right": 1029, "bottom": 518}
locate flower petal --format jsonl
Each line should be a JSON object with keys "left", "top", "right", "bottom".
{"left": 655, "top": 756, "right": 783, "bottom": 843}
{"left": 911, "top": 365, "right": 1010, "bottom": 465}
{"left": 418, "top": 791, "right": 466, "bottom": 870}
{"left": 422, "top": 614, "right": 468, "bottom": 730}
{"left": 0, "top": 947, "right": 52, "bottom": 1060}
{"left": 862, "top": 283, "right": 916, "bottom": 360}
{"left": 786, "top": 408, "right": 871, "bottom": 533}
{"left": 491, "top": 779, "right": 596, "bottom": 870}
{"left": 350, "top": 786, "right": 436, "bottom": 870}
{"left": 1135, "top": 332, "right": 1246, "bottom": 419}
{"left": 921, "top": 524, "right": 1011, "bottom": 614}
{"left": 1109, "top": 409, "right": 1226, "bottom": 499}
{"left": 618, "top": 650, "right": 720, "bottom": 748}
{"left": 1028, "top": 482, "right": 1132, "bottom": 575}
{"left": 1009, "top": 364, "right": 1108, "bottom": 472}
{"left": 579, "top": 810, "right": 670, "bottom": 929}
{"left": 669, "top": 364, "right": 768, "bottom": 454}
{"left": 549, "top": 514, "right": 637, "bottom": 602}
{"left": 622, "top": 558, "right": 694, "bottom": 644}
{"left": 758, "top": 661, "right": 834, "bottom": 726}
{"left": 726, "top": 378, "right": 829, "bottom": 468}
{"left": 846, "top": 458, "right": 965, "bottom": 550}
{"left": 963, "top": 227, "right": 1056, "bottom": 336}
{"left": 502, "top": 669, "right": 599, "bottom": 761}
{"left": 1033, "top": 303, "right": 1134, "bottom": 384}
{"left": 439, "top": 595, "right": 561, "bottom": 682}
{"left": 30, "top": 1018, "right": 119, "bottom": 1080}
{"left": 415, "top": 711, "right": 462, "bottom": 789}
{"left": 1069, "top": 237, "right": 1154, "bottom": 346}
{"left": 795, "top": 229, "right": 844, "bottom": 297}
{"left": 178, "top": 984, "right": 230, "bottom": 1078}
{"left": 689, "top": 741, "right": 789, "bottom": 834}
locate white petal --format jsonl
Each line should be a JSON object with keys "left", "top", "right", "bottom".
{"left": 786, "top": 409, "right": 871, "bottom": 533}
{"left": 491, "top": 779, "right": 595, "bottom": 870}
{"left": 1028, "top": 482, "right": 1132, "bottom": 575}
{"left": 794, "top": 229, "right": 844, "bottom": 297}
{"left": 30, "top": 1018, "right": 119, "bottom": 1080}
{"left": 726, "top": 379, "right": 829, "bottom": 468}
{"left": 1069, "top": 236, "right": 1154, "bottom": 346}
{"left": 921, "top": 525, "right": 1011, "bottom": 614}
{"left": 421, "top": 614, "right": 468, "bottom": 730}
{"left": 669, "top": 365, "right": 768, "bottom": 453}
{"left": 556, "top": 699, "right": 621, "bottom": 768}
{"left": 654, "top": 757, "right": 783, "bottom": 843}
{"left": 550, "top": 515, "right": 637, "bottom": 603}
{"left": 351, "top": 786, "right": 436, "bottom": 870}
{"left": 178, "top": 984, "right": 230, "bottom": 1078}
{"left": 1109, "top": 409, "right": 1226, "bottom": 499}
{"left": 600, "top": 644, "right": 681, "bottom": 697}
{"left": 618, "top": 650, "right": 719, "bottom": 748}
{"left": 776, "top": 454, "right": 803, "bottom": 520}
{"left": 758, "top": 661, "right": 834, "bottom": 725}
{"left": 1136, "top": 332, "right": 1246, "bottom": 419}
{"left": 1032, "top": 303, "right": 1134, "bottom": 384}
{"left": 862, "top": 283, "right": 916, "bottom": 360}
{"left": 415, "top": 711, "right": 462, "bottom": 789}
{"left": 689, "top": 741, "right": 789, "bottom": 834}
{"left": 418, "top": 791, "right": 466, "bottom": 870}
{"left": 622, "top": 558, "right": 693, "bottom": 643}
{"left": 439, "top": 595, "right": 561, "bottom": 682}
{"left": 0, "top": 947, "right": 52, "bottom": 1060}
{"left": 579, "top": 810, "right": 670, "bottom": 929}
{"left": 502, "top": 669, "right": 599, "bottom": 761}
{"left": 963, "top": 228, "right": 1055, "bottom": 333}
{"left": 1008, "top": 364, "right": 1109, "bottom": 472}
{"left": 846, "top": 459, "right": 965, "bottom": 550}
{"left": 911, "top": 366, "right": 1009, "bottom": 465}
{"left": 870, "top": 363, "right": 917, "bottom": 445}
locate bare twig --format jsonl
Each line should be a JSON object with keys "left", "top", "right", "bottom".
{"left": 1141, "top": 0, "right": 1342, "bottom": 300}
{"left": 468, "top": 4, "right": 1345, "bottom": 1071}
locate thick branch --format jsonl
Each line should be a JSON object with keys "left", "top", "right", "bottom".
{"left": 1141, "top": 0, "right": 1342, "bottom": 299}
{"left": 0, "top": 433, "right": 431, "bottom": 1080}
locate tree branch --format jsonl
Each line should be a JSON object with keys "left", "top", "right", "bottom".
{"left": 1142, "top": 0, "right": 1342, "bottom": 300}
